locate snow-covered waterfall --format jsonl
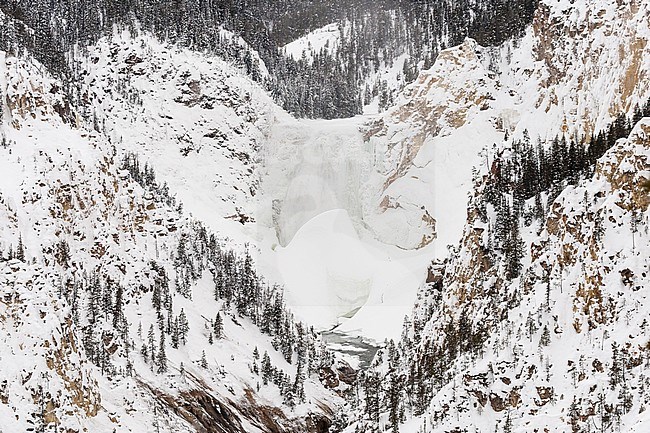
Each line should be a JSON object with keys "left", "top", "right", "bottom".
{"left": 258, "top": 115, "right": 433, "bottom": 340}
{"left": 260, "top": 115, "right": 372, "bottom": 246}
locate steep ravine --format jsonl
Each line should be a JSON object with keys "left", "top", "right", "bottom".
{"left": 0, "top": 0, "right": 649, "bottom": 431}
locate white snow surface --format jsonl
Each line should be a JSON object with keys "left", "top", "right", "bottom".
{"left": 73, "top": 31, "right": 435, "bottom": 339}
{"left": 74, "top": 0, "right": 650, "bottom": 341}
{"left": 76, "top": 29, "right": 276, "bottom": 244}
{"left": 274, "top": 209, "right": 432, "bottom": 340}
{"left": 368, "top": 117, "right": 650, "bottom": 433}
{"left": 282, "top": 23, "right": 342, "bottom": 63}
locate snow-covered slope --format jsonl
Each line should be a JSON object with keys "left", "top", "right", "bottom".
{"left": 74, "top": 29, "right": 277, "bottom": 242}
{"left": 67, "top": 30, "right": 422, "bottom": 339}
{"left": 352, "top": 116, "right": 650, "bottom": 433}
{"left": 283, "top": 23, "right": 342, "bottom": 63}
{"left": 340, "top": 0, "right": 650, "bottom": 431}
{"left": 361, "top": 0, "right": 650, "bottom": 254}
{"left": 2, "top": 0, "right": 649, "bottom": 430}
{"left": 0, "top": 46, "right": 341, "bottom": 432}
{"left": 0, "top": 259, "right": 102, "bottom": 432}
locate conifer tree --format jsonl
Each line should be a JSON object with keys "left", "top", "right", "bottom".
{"left": 178, "top": 309, "right": 189, "bottom": 345}
{"left": 284, "top": 388, "right": 296, "bottom": 410}
{"left": 16, "top": 234, "right": 25, "bottom": 261}
{"left": 214, "top": 312, "right": 223, "bottom": 339}
{"left": 171, "top": 317, "right": 180, "bottom": 349}
{"left": 113, "top": 284, "right": 123, "bottom": 329}
{"left": 157, "top": 333, "right": 167, "bottom": 373}
{"left": 141, "top": 344, "right": 149, "bottom": 364}
{"left": 262, "top": 351, "right": 272, "bottom": 385}
{"left": 148, "top": 325, "right": 156, "bottom": 367}
{"left": 539, "top": 325, "right": 550, "bottom": 347}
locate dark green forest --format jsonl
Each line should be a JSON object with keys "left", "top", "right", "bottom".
{"left": 0, "top": 0, "right": 538, "bottom": 119}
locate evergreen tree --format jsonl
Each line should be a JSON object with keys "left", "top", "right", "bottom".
{"left": 262, "top": 351, "right": 272, "bottom": 385}
{"left": 16, "top": 234, "right": 25, "bottom": 261}
{"left": 539, "top": 325, "right": 550, "bottom": 347}
{"left": 610, "top": 342, "right": 621, "bottom": 389}
{"left": 157, "top": 332, "right": 167, "bottom": 373}
{"left": 293, "top": 357, "right": 305, "bottom": 403}
{"left": 214, "top": 312, "right": 223, "bottom": 339}
{"left": 178, "top": 309, "right": 189, "bottom": 345}
{"left": 387, "top": 340, "right": 402, "bottom": 432}
{"left": 364, "top": 370, "right": 381, "bottom": 427}
{"left": 113, "top": 284, "right": 123, "bottom": 329}
{"left": 171, "top": 317, "right": 179, "bottom": 349}
{"left": 503, "top": 413, "right": 513, "bottom": 433}
{"left": 283, "top": 388, "right": 296, "bottom": 410}
{"left": 140, "top": 343, "right": 149, "bottom": 364}
{"left": 148, "top": 325, "right": 156, "bottom": 367}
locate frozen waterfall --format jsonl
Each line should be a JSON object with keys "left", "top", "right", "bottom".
{"left": 258, "top": 116, "right": 433, "bottom": 340}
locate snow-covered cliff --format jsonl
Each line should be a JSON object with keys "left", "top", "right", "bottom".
{"left": 342, "top": 0, "right": 650, "bottom": 431}
{"left": 0, "top": 39, "right": 342, "bottom": 432}
{"left": 362, "top": 0, "right": 650, "bottom": 253}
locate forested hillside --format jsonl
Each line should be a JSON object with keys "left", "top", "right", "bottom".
{"left": 346, "top": 113, "right": 650, "bottom": 433}
{"left": 0, "top": 22, "right": 344, "bottom": 432}
{"left": 0, "top": 0, "right": 537, "bottom": 118}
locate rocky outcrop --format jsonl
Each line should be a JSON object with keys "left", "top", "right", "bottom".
{"left": 319, "top": 360, "right": 357, "bottom": 392}
{"left": 389, "top": 118, "right": 650, "bottom": 432}
{"left": 141, "top": 381, "right": 332, "bottom": 433}
{"left": 0, "top": 261, "right": 101, "bottom": 432}
{"left": 356, "top": 0, "right": 650, "bottom": 251}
